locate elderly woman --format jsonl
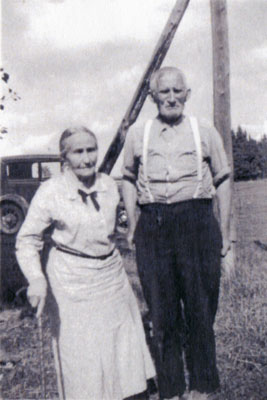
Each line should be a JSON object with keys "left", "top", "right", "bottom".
{"left": 16, "top": 126, "right": 155, "bottom": 400}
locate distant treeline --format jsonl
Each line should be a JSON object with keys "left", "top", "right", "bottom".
{"left": 231, "top": 127, "right": 267, "bottom": 181}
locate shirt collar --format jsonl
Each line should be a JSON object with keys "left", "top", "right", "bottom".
{"left": 155, "top": 114, "right": 186, "bottom": 135}
{"left": 62, "top": 168, "right": 107, "bottom": 200}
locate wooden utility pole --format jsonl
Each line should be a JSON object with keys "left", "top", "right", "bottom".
{"left": 99, "top": 0, "right": 190, "bottom": 174}
{"left": 210, "top": 0, "right": 233, "bottom": 166}
{"left": 210, "top": 0, "right": 236, "bottom": 241}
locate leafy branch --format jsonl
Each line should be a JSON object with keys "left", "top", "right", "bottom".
{"left": 1, "top": 68, "right": 21, "bottom": 137}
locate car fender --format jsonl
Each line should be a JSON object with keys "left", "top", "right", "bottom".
{"left": 0, "top": 194, "right": 29, "bottom": 216}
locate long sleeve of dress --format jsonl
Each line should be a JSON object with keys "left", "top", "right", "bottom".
{"left": 16, "top": 181, "right": 53, "bottom": 285}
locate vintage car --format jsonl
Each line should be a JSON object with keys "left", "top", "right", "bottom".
{"left": 0, "top": 154, "right": 62, "bottom": 235}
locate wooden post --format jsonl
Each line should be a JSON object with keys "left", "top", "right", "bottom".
{"left": 210, "top": 0, "right": 236, "bottom": 241}
{"left": 210, "top": 0, "right": 232, "bottom": 165}
{"left": 99, "top": 0, "right": 190, "bottom": 174}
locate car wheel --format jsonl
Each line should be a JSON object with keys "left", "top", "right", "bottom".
{"left": 0, "top": 202, "right": 24, "bottom": 235}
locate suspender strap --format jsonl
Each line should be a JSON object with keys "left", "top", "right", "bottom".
{"left": 143, "top": 117, "right": 202, "bottom": 202}
{"left": 189, "top": 116, "right": 203, "bottom": 198}
{"left": 143, "top": 119, "right": 154, "bottom": 202}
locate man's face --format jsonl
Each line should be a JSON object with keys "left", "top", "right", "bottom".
{"left": 65, "top": 132, "right": 98, "bottom": 181}
{"left": 154, "top": 71, "right": 189, "bottom": 123}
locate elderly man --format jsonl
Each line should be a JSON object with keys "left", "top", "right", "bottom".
{"left": 122, "top": 67, "right": 232, "bottom": 400}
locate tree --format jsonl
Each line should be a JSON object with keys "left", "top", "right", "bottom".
{"left": 258, "top": 135, "right": 267, "bottom": 178}
{"left": 1, "top": 68, "right": 21, "bottom": 137}
{"left": 232, "top": 126, "right": 266, "bottom": 181}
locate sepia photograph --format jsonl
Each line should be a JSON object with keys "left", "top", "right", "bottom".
{"left": 1, "top": 1, "right": 266, "bottom": 399}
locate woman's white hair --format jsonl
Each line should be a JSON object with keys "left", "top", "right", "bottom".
{"left": 59, "top": 126, "right": 97, "bottom": 160}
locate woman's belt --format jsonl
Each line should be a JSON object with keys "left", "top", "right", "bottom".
{"left": 50, "top": 239, "right": 115, "bottom": 260}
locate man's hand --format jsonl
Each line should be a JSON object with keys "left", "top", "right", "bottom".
{"left": 216, "top": 177, "right": 235, "bottom": 280}
{"left": 122, "top": 179, "right": 138, "bottom": 251}
{"left": 221, "top": 240, "right": 236, "bottom": 280}
{"left": 221, "top": 237, "right": 231, "bottom": 257}
{"left": 126, "top": 228, "right": 135, "bottom": 250}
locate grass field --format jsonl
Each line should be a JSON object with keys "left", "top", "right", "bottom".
{"left": 1, "top": 179, "right": 267, "bottom": 400}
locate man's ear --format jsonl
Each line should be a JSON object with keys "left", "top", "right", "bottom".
{"left": 185, "top": 88, "right": 191, "bottom": 101}
{"left": 148, "top": 90, "right": 157, "bottom": 104}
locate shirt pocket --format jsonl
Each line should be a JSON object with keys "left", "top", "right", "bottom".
{"left": 169, "top": 148, "right": 198, "bottom": 180}
{"left": 145, "top": 147, "right": 168, "bottom": 180}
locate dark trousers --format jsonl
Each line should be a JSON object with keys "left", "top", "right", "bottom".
{"left": 134, "top": 200, "right": 221, "bottom": 399}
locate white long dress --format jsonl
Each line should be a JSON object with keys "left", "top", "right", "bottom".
{"left": 16, "top": 169, "right": 155, "bottom": 400}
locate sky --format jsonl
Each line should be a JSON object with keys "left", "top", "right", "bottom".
{"left": 1, "top": 0, "right": 267, "bottom": 175}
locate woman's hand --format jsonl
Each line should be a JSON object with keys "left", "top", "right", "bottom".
{"left": 28, "top": 295, "right": 46, "bottom": 318}
{"left": 27, "top": 277, "right": 47, "bottom": 318}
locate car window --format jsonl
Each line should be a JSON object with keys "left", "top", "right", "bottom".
{"left": 32, "top": 163, "right": 39, "bottom": 178}
{"left": 6, "top": 162, "right": 39, "bottom": 180}
{"left": 40, "top": 161, "right": 61, "bottom": 180}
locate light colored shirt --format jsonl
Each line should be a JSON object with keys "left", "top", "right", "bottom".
{"left": 16, "top": 169, "right": 120, "bottom": 283}
{"left": 122, "top": 115, "right": 231, "bottom": 204}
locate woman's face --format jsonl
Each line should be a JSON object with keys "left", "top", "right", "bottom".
{"left": 64, "top": 132, "right": 98, "bottom": 181}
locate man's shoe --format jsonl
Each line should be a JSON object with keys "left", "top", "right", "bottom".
{"left": 162, "top": 396, "right": 180, "bottom": 400}
{"left": 187, "top": 391, "right": 208, "bottom": 400}
{"left": 162, "top": 392, "right": 190, "bottom": 400}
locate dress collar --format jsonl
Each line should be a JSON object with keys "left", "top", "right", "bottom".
{"left": 62, "top": 168, "right": 107, "bottom": 200}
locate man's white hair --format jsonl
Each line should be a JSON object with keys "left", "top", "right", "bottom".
{"left": 149, "top": 66, "right": 188, "bottom": 97}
